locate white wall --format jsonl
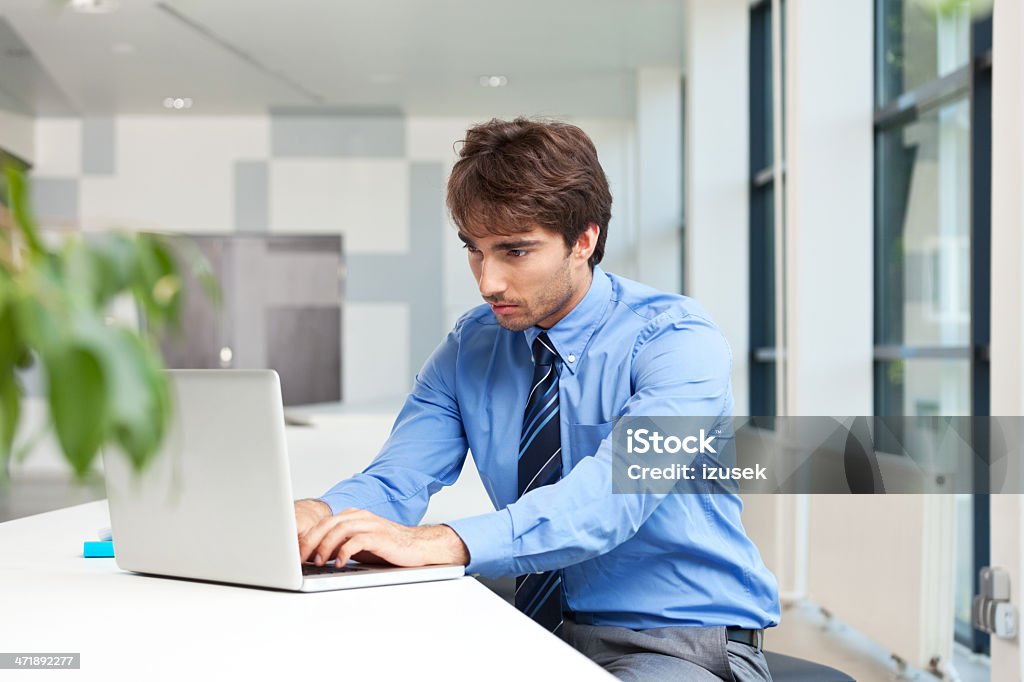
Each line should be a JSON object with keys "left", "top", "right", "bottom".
{"left": 990, "top": 0, "right": 1024, "bottom": 677}
{"left": 29, "top": 113, "right": 644, "bottom": 403}
{"left": 0, "top": 110, "right": 35, "bottom": 163}
{"left": 636, "top": 68, "right": 683, "bottom": 295}
{"left": 783, "top": 0, "right": 874, "bottom": 417}
{"left": 683, "top": 0, "right": 750, "bottom": 414}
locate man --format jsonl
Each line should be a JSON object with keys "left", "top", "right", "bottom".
{"left": 295, "top": 118, "right": 780, "bottom": 681}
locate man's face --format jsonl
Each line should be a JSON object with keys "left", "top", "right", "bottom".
{"left": 458, "top": 225, "right": 593, "bottom": 332}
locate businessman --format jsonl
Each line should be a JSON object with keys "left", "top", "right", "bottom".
{"left": 295, "top": 118, "right": 780, "bottom": 681}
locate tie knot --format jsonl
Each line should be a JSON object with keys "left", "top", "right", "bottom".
{"left": 532, "top": 333, "right": 559, "bottom": 366}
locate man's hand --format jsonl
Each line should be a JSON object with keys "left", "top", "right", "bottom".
{"left": 296, "top": 508, "right": 470, "bottom": 569}
{"left": 294, "top": 498, "right": 333, "bottom": 536}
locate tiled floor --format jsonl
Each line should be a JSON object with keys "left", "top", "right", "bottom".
{"left": 0, "top": 477, "right": 993, "bottom": 681}
{"left": 766, "top": 600, "right": 990, "bottom": 682}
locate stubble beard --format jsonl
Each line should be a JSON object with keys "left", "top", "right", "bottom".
{"left": 494, "top": 257, "right": 576, "bottom": 332}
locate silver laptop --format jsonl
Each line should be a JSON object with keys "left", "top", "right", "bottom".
{"left": 102, "top": 369, "right": 465, "bottom": 592}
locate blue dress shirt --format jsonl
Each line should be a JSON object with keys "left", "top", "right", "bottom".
{"left": 320, "top": 266, "right": 781, "bottom": 630}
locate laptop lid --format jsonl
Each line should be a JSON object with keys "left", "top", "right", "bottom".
{"left": 103, "top": 369, "right": 305, "bottom": 590}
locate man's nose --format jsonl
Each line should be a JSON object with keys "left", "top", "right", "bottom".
{"left": 477, "top": 260, "right": 507, "bottom": 299}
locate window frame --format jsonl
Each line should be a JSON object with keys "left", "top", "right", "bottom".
{"left": 749, "top": 0, "right": 780, "bottom": 418}
{"left": 872, "top": 0, "right": 992, "bottom": 654}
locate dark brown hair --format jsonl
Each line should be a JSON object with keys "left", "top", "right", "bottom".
{"left": 446, "top": 117, "right": 611, "bottom": 269}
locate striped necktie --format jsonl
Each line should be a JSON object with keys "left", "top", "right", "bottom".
{"left": 515, "top": 332, "right": 564, "bottom": 635}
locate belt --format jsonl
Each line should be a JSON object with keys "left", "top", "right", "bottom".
{"left": 726, "top": 627, "right": 764, "bottom": 651}
{"left": 569, "top": 613, "right": 765, "bottom": 651}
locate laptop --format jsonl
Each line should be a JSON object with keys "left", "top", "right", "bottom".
{"left": 102, "top": 369, "right": 465, "bottom": 592}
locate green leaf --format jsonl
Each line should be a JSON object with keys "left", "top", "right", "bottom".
{"left": 14, "top": 294, "right": 64, "bottom": 359}
{"left": 173, "top": 237, "right": 222, "bottom": 309}
{"left": 44, "top": 345, "right": 108, "bottom": 480}
{"left": 114, "top": 370, "right": 170, "bottom": 474}
{"left": 104, "top": 333, "right": 169, "bottom": 473}
{"left": 146, "top": 237, "right": 183, "bottom": 324}
{"left": 911, "top": 0, "right": 993, "bottom": 19}
{"left": 0, "top": 371, "right": 20, "bottom": 473}
{"left": 0, "top": 293, "right": 21, "bottom": 367}
{"left": 131, "top": 234, "right": 181, "bottom": 331}
{"left": 3, "top": 166, "right": 45, "bottom": 258}
{"left": 1, "top": 167, "right": 198, "bottom": 481}
{"left": 0, "top": 293, "right": 25, "bottom": 467}
{"left": 62, "top": 236, "right": 101, "bottom": 311}
{"left": 88, "top": 233, "right": 142, "bottom": 307}
{"left": 69, "top": 316, "right": 169, "bottom": 474}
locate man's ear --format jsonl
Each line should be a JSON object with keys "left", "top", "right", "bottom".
{"left": 574, "top": 223, "right": 600, "bottom": 261}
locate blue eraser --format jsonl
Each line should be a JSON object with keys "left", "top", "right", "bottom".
{"left": 83, "top": 541, "right": 115, "bottom": 558}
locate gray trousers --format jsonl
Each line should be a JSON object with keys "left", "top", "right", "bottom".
{"left": 563, "top": 617, "right": 773, "bottom": 681}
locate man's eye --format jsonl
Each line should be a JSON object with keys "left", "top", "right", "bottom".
{"left": 462, "top": 244, "right": 480, "bottom": 253}
{"left": 508, "top": 250, "right": 527, "bottom": 258}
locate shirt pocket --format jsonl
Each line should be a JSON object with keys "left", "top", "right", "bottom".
{"left": 568, "top": 420, "right": 615, "bottom": 470}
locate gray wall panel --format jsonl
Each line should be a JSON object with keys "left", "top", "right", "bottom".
{"left": 234, "top": 160, "right": 269, "bottom": 233}
{"left": 346, "top": 162, "right": 445, "bottom": 374}
{"left": 81, "top": 117, "right": 115, "bottom": 174}
{"left": 30, "top": 177, "right": 78, "bottom": 221}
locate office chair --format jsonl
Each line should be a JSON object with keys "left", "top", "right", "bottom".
{"left": 764, "top": 650, "right": 856, "bottom": 681}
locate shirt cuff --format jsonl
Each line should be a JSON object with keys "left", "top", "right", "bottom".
{"left": 444, "top": 508, "right": 515, "bottom": 578}
{"left": 318, "top": 493, "right": 364, "bottom": 517}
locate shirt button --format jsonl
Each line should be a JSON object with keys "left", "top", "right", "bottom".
{"left": 567, "top": 354, "right": 576, "bottom": 363}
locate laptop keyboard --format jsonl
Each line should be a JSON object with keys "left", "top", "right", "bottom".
{"left": 302, "top": 563, "right": 369, "bottom": 576}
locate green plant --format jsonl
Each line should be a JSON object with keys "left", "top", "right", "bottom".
{"left": 912, "top": 0, "right": 994, "bottom": 19}
{"left": 0, "top": 165, "right": 216, "bottom": 481}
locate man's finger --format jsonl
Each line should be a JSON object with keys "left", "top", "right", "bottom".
{"left": 298, "top": 512, "right": 371, "bottom": 562}
{"left": 298, "top": 515, "right": 345, "bottom": 562}
{"left": 315, "top": 519, "right": 380, "bottom": 565}
{"left": 335, "top": 536, "right": 372, "bottom": 567}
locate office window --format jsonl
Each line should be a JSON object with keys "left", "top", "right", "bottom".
{"left": 749, "top": 0, "right": 783, "bottom": 417}
{"left": 877, "top": 0, "right": 972, "bottom": 107}
{"left": 874, "top": 0, "right": 991, "bottom": 654}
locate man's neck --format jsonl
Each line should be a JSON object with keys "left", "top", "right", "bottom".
{"left": 536, "top": 267, "right": 594, "bottom": 330}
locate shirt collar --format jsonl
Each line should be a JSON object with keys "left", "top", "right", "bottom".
{"left": 522, "top": 265, "right": 613, "bottom": 375}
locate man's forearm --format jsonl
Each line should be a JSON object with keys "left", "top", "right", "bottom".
{"left": 431, "top": 524, "right": 470, "bottom": 566}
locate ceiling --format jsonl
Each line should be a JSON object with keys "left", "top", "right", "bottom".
{"left": 0, "top": 0, "right": 686, "bottom": 120}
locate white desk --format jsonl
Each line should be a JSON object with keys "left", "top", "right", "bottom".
{"left": 0, "top": 502, "right": 611, "bottom": 681}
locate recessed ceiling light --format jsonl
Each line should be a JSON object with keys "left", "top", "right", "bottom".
{"left": 163, "top": 97, "right": 193, "bottom": 110}
{"left": 478, "top": 75, "right": 508, "bottom": 88}
{"left": 70, "top": 0, "right": 119, "bottom": 14}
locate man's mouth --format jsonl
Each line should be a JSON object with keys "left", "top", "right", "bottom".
{"left": 489, "top": 303, "right": 519, "bottom": 314}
